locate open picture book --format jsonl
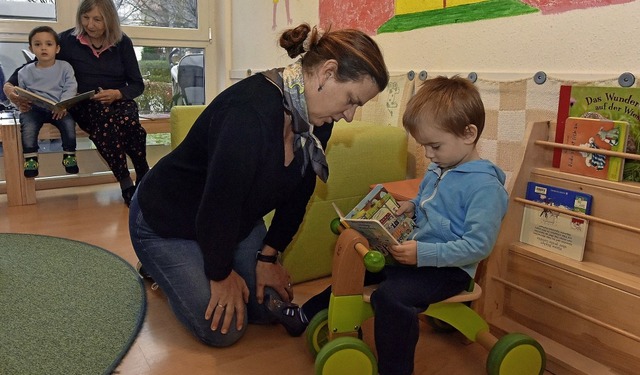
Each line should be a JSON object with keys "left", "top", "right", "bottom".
{"left": 15, "top": 87, "right": 96, "bottom": 111}
{"left": 332, "top": 184, "right": 416, "bottom": 256}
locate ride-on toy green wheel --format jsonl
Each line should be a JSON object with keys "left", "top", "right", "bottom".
{"left": 315, "top": 336, "right": 377, "bottom": 375}
{"left": 306, "top": 309, "right": 330, "bottom": 358}
{"left": 486, "top": 333, "right": 546, "bottom": 375}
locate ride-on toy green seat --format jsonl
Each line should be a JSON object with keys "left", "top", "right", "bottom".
{"left": 306, "top": 222, "right": 546, "bottom": 375}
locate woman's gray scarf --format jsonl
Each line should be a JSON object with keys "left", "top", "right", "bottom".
{"left": 261, "top": 60, "right": 329, "bottom": 182}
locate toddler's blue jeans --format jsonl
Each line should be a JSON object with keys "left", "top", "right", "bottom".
{"left": 19, "top": 106, "right": 76, "bottom": 154}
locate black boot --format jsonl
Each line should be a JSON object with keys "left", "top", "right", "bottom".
{"left": 122, "top": 185, "right": 137, "bottom": 206}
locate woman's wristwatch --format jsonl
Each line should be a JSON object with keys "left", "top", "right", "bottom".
{"left": 256, "top": 251, "right": 278, "bottom": 263}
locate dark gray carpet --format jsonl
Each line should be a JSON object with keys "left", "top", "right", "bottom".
{"left": 0, "top": 233, "right": 146, "bottom": 375}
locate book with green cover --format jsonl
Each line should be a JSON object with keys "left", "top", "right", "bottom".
{"left": 554, "top": 85, "right": 640, "bottom": 181}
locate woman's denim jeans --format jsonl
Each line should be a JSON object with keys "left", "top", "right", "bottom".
{"left": 19, "top": 107, "right": 77, "bottom": 153}
{"left": 129, "top": 192, "right": 276, "bottom": 347}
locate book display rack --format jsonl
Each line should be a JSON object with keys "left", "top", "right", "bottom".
{"left": 479, "top": 121, "right": 640, "bottom": 374}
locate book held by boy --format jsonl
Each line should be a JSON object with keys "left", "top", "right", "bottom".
{"left": 559, "top": 116, "right": 629, "bottom": 181}
{"left": 554, "top": 85, "right": 640, "bottom": 181}
{"left": 15, "top": 86, "right": 95, "bottom": 111}
{"left": 332, "top": 184, "right": 416, "bottom": 256}
{"left": 519, "top": 182, "right": 593, "bottom": 261}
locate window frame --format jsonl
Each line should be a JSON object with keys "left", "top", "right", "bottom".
{"left": 0, "top": 1, "right": 210, "bottom": 41}
{"left": 0, "top": 0, "right": 215, "bottom": 106}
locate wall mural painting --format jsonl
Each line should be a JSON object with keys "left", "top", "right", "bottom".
{"left": 318, "top": 0, "right": 634, "bottom": 35}
{"left": 273, "top": 0, "right": 293, "bottom": 31}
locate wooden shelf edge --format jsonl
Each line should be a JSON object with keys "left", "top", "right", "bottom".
{"left": 490, "top": 316, "right": 620, "bottom": 375}
{"left": 509, "top": 242, "right": 640, "bottom": 295}
{"left": 513, "top": 197, "right": 640, "bottom": 234}
{"left": 531, "top": 167, "right": 640, "bottom": 194}
{"left": 535, "top": 140, "right": 640, "bottom": 161}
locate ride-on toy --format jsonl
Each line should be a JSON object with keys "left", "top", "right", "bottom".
{"left": 305, "top": 220, "right": 546, "bottom": 375}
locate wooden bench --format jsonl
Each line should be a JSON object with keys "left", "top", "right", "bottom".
{"left": 0, "top": 115, "right": 169, "bottom": 206}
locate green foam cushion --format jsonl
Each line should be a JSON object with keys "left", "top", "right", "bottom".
{"left": 170, "top": 108, "right": 409, "bottom": 283}
{"left": 170, "top": 105, "right": 207, "bottom": 149}
{"left": 282, "top": 121, "right": 408, "bottom": 283}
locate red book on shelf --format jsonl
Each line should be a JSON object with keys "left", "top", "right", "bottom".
{"left": 559, "top": 117, "right": 629, "bottom": 181}
{"left": 553, "top": 85, "right": 573, "bottom": 168}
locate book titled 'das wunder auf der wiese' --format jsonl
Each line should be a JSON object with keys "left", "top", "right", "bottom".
{"left": 332, "top": 184, "right": 416, "bottom": 257}
{"left": 519, "top": 182, "right": 593, "bottom": 261}
{"left": 15, "top": 86, "right": 95, "bottom": 111}
{"left": 554, "top": 85, "right": 640, "bottom": 181}
{"left": 559, "top": 116, "right": 629, "bottom": 181}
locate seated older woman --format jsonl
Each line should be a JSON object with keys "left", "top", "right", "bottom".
{"left": 3, "top": 0, "right": 149, "bottom": 205}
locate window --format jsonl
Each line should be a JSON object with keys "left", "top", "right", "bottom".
{"left": 0, "top": 0, "right": 56, "bottom": 21}
{"left": 0, "top": 0, "right": 213, "bottom": 181}
{"left": 0, "top": 42, "right": 30, "bottom": 90}
{"left": 137, "top": 46, "right": 205, "bottom": 114}
{"left": 0, "top": 1, "right": 211, "bottom": 111}
{"left": 117, "top": 0, "right": 198, "bottom": 29}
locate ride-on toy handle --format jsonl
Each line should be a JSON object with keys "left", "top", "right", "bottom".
{"left": 330, "top": 218, "right": 385, "bottom": 273}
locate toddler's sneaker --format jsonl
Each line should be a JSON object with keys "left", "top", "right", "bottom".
{"left": 265, "top": 294, "right": 309, "bottom": 337}
{"left": 23, "top": 157, "right": 39, "bottom": 178}
{"left": 62, "top": 154, "right": 79, "bottom": 174}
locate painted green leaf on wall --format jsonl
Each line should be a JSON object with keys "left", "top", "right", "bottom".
{"left": 378, "top": 0, "right": 538, "bottom": 34}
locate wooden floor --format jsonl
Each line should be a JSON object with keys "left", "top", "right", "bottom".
{"left": 0, "top": 184, "right": 535, "bottom": 375}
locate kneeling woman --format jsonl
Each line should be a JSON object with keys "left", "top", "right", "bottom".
{"left": 128, "top": 23, "right": 389, "bottom": 346}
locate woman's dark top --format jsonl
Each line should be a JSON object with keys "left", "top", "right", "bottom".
{"left": 137, "top": 74, "right": 333, "bottom": 281}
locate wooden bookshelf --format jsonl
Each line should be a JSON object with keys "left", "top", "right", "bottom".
{"left": 479, "top": 121, "right": 640, "bottom": 375}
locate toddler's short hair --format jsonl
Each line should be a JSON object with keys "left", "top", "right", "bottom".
{"left": 28, "top": 25, "right": 60, "bottom": 46}
{"left": 403, "top": 76, "right": 485, "bottom": 143}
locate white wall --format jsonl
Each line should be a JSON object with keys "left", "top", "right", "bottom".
{"left": 222, "top": 0, "right": 320, "bottom": 86}
{"left": 221, "top": 1, "right": 640, "bottom": 85}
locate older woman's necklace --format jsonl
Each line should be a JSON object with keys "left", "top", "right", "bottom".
{"left": 90, "top": 37, "right": 104, "bottom": 50}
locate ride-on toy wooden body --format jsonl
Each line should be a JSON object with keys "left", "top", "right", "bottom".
{"left": 305, "top": 223, "right": 545, "bottom": 375}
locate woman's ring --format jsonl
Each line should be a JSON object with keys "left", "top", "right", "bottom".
{"left": 217, "top": 303, "right": 226, "bottom": 308}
